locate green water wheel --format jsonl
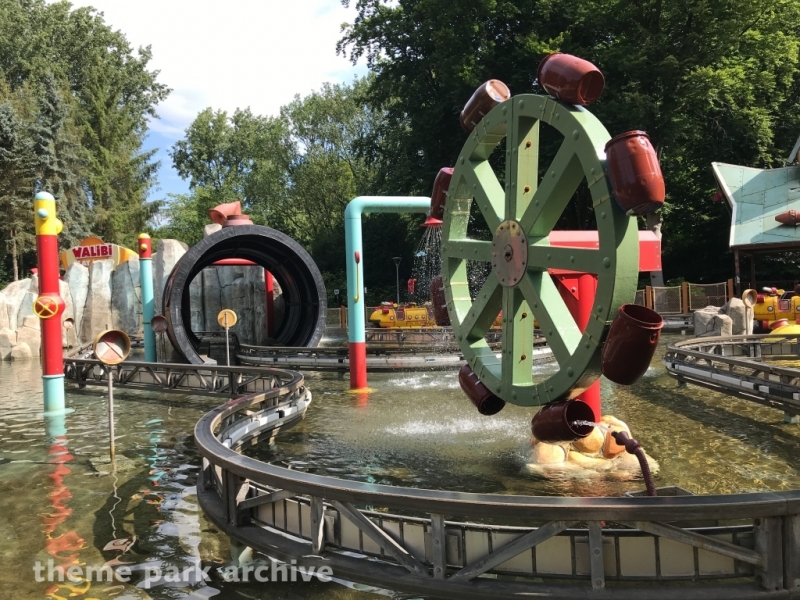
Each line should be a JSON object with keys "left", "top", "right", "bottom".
{"left": 441, "top": 94, "right": 639, "bottom": 406}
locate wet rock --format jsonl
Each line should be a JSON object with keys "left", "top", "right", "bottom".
{"left": 202, "top": 267, "right": 223, "bottom": 333}
{"left": 16, "top": 275, "right": 39, "bottom": 329}
{"left": 697, "top": 313, "right": 733, "bottom": 337}
{"left": 0, "top": 327, "right": 15, "bottom": 360}
{"left": 80, "top": 259, "right": 114, "bottom": 341}
{"left": 153, "top": 239, "right": 188, "bottom": 314}
{"left": 693, "top": 306, "right": 721, "bottom": 336}
{"left": 59, "top": 279, "right": 75, "bottom": 347}
{"left": 214, "top": 265, "right": 267, "bottom": 344}
{"left": 65, "top": 262, "right": 89, "bottom": 337}
{"left": 530, "top": 442, "right": 567, "bottom": 464}
{"left": 111, "top": 257, "right": 141, "bottom": 335}
{"left": 572, "top": 427, "right": 604, "bottom": 454}
{"left": 16, "top": 319, "right": 41, "bottom": 356}
{"left": 204, "top": 223, "right": 222, "bottom": 237}
{"left": 0, "top": 279, "right": 31, "bottom": 332}
{"left": 21, "top": 315, "right": 40, "bottom": 330}
{"left": 10, "top": 342, "right": 32, "bottom": 359}
{"left": 189, "top": 271, "right": 205, "bottom": 331}
{"left": 720, "top": 297, "right": 748, "bottom": 335}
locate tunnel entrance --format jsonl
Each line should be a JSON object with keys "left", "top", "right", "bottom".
{"left": 163, "top": 225, "right": 327, "bottom": 364}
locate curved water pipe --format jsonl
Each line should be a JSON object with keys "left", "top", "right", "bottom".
{"left": 345, "top": 196, "right": 430, "bottom": 389}
{"left": 611, "top": 430, "right": 657, "bottom": 496}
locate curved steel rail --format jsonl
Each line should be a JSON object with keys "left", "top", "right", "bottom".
{"left": 236, "top": 341, "right": 554, "bottom": 372}
{"left": 195, "top": 386, "right": 800, "bottom": 598}
{"left": 663, "top": 334, "right": 800, "bottom": 415}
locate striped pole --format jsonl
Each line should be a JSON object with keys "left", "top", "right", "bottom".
{"left": 138, "top": 233, "right": 156, "bottom": 362}
{"left": 34, "top": 192, "right": 66, "bottom": 414}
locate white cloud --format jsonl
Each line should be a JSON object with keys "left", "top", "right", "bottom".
{"left": 62, "top": 0, "right": 368, "bottom": 197}
{"left": 68, "top": 0, "right": 365, "bottom": 138}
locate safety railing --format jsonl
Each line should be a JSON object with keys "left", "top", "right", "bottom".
{"left": 663, "top": 333, "right": 800, "bottom": 415}
{"left": 63, "top": 357, "right": 303, "bottom": 398}
{"left": 195, "top": 381, "right": 800, "bottom": 599}
{"left": 639, "top": 280, "right": 733, "bottom": 314}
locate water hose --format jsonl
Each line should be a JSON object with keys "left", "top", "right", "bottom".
{"left": 611, "top": 430, "right": 657, "bottom": 496}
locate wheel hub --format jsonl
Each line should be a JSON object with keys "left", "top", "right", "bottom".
{"left": 492, "top": 220, "right": 527, "bottom": 287}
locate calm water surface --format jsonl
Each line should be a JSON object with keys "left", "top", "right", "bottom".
{"left": 1, "top": 334, "right": 800, "bottom": 598}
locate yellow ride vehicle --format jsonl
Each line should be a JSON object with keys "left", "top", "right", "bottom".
{"left": 744, "top": 286, "right": 800, "bottom": 331}
{"left": 368, "top": 302, "right": 435, "bottom": 328}
{"left": 368, "top": 301, "right": 507, "bottom": 329}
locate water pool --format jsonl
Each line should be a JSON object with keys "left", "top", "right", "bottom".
{"left": 2, "top": 334, "right": 800, "bottom": 598}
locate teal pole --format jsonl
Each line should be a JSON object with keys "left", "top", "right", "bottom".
{"left": 344, "top": 196, "right": 430, "bottom": 389}
{"left": 138, "top": 233, "right": 156, "bottom": 362}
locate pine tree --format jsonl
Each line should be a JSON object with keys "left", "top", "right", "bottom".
{"left": 0, "top": 100, "right": 35, "bottom": 280}
{"left": 29, "top": 72, "right": 90, "bottom": 247}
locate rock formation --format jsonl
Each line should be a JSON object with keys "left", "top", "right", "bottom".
{"left": 0, "top": 237, "right": 284, "bottom": 359}
{"left": 523, "top": 414, "right": 660, "bottom": 480}
{"left": 693, "top": 297, "right": 751, "bottom": 337}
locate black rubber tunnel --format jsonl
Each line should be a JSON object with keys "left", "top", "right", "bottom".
{"left": 162, "top": 225, "right": 327, "bottom": 364}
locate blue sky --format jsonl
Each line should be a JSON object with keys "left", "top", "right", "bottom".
{"left": 68, "top": 0, "right": 368, "bottom": 202}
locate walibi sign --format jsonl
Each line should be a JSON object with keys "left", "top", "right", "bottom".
{"left": 59, "top": 236, "right": 137, "bottom": 269}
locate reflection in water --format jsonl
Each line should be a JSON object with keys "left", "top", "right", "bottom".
{"left": 41, "top": 412, "right": 91, "bottom": 600}
{"left": 1, "top": 336, "right": 800, "bottom": 598}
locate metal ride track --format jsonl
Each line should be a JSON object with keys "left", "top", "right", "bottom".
{"left": 61, "top": 344, "right": 800, "bottom": 597}
{"left": 194, "top": 378, "right": 800, "bottom": 599}
{"left": 63, "top": 356, "right": 312, "bottom": 445}
{"left": 663, "top": 333, "right": 800, "bottom": 416}
{"left": 236, "top": 337, "right": 553, "bottom": 372}
{"left": 236, "top": 344, "right": 554, "bottom": 371}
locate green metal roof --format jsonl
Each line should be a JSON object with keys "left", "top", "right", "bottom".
{"left": 712, "top": 162, "right": 800, "bottom": 248}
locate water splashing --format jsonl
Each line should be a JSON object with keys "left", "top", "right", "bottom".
{"left": 410, "top": 225, "right": 493, "bottom": 304}
{"left": 411, "top": 227, "right": 442, "bottom": 303}
{"left": 571, "top": 420, "right": 610, "bottom": 432}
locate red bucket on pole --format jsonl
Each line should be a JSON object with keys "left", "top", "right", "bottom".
{"left": 537, "top": 53, "right": 605, "bottom": 106}
{"left": 604, "top": 131, "right": 665, "bottom": 216}
{"left": 531, "top": 400, "right": 595, "bottom": 442}
{"left": 458, "top": 365, "right": 505, "bottom": 416}
{"left": 601, "top": 304, "right": 664, "bottom": 385}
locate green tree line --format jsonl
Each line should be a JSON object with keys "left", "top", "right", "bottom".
{"left": 0, "top": 0, "right": 167, "bottom": 283}
{"left": 164, "top": 0, "right": 800, "bottom": 303}
{"left": 3, "top": 0, "right": 799, "bottom": 297}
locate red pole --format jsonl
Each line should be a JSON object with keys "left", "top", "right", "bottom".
{"left": 575, "top": 273, "right": 601, "bottom": 421}
{"left": 265, "top": 270, "right": 274, "bottom": 338}
{"left": 34, "top": 192, "right": 66, "bottom": 413}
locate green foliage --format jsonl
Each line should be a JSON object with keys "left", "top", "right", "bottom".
{"left": 339, "top": 0, "right": 800, "bottom": 283}
{"left": 150, "top": 190, "right": 219, "bottom": 248}
{"left": 170, "top": 107, "right": 299, "bottom": 237}
{"left": 0, "top": 0, "right": 168, "bottom": 275}
{"left": 166, "top": 78, "right": 388, "bottom": 267}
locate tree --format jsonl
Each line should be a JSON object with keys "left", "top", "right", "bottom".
{"left": 170, "top": 107, "right": 298, "bottom": 236}
{"left": 281, "top": 78, "right": 382, "bottom": 240}
{"left": 0, "top": 98, "right": 35, "bottom": 280}
{"left": 29, "top": 72, "right": 90, "bottom": 247}
{"left": 339, "top": 0, "right": 800, "bottom": 283}
{"left": 0, "top": 0, "right": 170, "bottom": 249}
{"left": 169, "top": 79, "right": 388, "bottom": 248}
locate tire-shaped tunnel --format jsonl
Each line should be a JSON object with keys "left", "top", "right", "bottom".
{"left": 163, "top": 225, "right": 327, "bottom": 364}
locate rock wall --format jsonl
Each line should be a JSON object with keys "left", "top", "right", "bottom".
{"left": 693, "top": 297, "right": 752, "bottom": 337}
{"left": 187, "top": 265, "right": 281, "bottom": 345}
{"left": 0, "top": 237, "right": 284, "bottom": 359}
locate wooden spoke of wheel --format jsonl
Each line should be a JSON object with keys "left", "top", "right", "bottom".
{"left": 441, "top": 94, "right": 639, "bottom": 406}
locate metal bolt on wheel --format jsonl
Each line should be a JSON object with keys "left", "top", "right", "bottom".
{"left": 441, "top": 94, "right": 639, "bottom": 406}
